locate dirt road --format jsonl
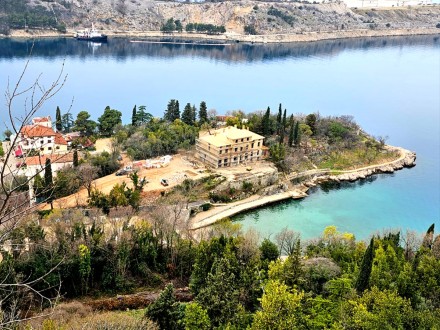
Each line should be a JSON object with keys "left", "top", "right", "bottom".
{"left": 48, "top": 154, "right": 207, "bottom": 209}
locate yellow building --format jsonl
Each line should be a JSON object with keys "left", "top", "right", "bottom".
{"left": 196, "top": 126, "right": 266, "bottom": 168}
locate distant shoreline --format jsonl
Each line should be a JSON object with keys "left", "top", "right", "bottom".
{"left": 3, "top": 27, "right": 439, "bottom": 44}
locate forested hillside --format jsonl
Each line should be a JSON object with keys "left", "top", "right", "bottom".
{"left": 3, "top": 213, "right": 440, "bottom": 328}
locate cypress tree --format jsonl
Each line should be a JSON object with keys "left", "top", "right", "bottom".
{"left": 131, "top": 105, "right": 137, "bottom": 126}
{"left": 422, "top": 223, "right": 435, "bottom": 250}
{"left": 199, "top": 101, "right": 208, "bottom": 124}
{"left": 276, "top": 104, "right": 282, "bottom": 134}
{"left": 55, "top": 106, "right": 62, "bottom": 132}
{"left": 288, "top": 122, "right": 294, "bottom": 147}
{"left": 191, "top": 105, "right": 197, "bottom": 124}
{"left": 355, "top": 237, "right": 375, "bottom": 294}
{"left": 44, "top": 158, "right": 54, "bottom": 209}
{"left": 293, "top": 121, "right": 300, "bottom": 147}
{"left": 174, "top": 100, "right": 180, "bottom": 120}
{"left": 279, "top": 126, "right": 285, "bottom": 144}
{"left": 282, "top": 108, "right": 287, "bottom": 130}
{"left": 262, "top": 107, "right": 270, "bottom": 136}
{"left": 73, "top": 150, "right": 79, "bottom": 167}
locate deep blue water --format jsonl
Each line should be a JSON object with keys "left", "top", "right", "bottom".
{"left": 0, "top": 35, "right": 438, "bottom": 241}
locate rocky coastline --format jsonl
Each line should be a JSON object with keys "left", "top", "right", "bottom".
{"left": 190, "top": 146, "right": 416, "bottom": 230}
{"left": 4, "top": 27, "right": 440, "bottom": 45}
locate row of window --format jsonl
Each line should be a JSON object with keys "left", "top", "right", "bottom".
{"left": 218, "top": 156, "right": 261, "bottom": 167}
{"left": 219, "top": 142, "right": 261, "bottom": 155}
{"left": 217, "top": 152, "right": 260, "bottom": 165}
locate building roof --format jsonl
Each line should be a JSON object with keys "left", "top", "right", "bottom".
{"left": 21, "top": 125, "right": 56, "bottom": 138}
{"left": 54, "top": 132, "right": 68, "bottom": 145}
{"left": 25, "top": 153, "right": 74, "bottom": 166}
{"left": 32, "top": 116, "right": 51, "bottom": 124}
{"left": 199, "top": 126, "right": 264, "bottom": 147}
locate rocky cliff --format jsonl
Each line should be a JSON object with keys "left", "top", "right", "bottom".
{"left": 2, "top": 0, "right": 440, "bottom": 40}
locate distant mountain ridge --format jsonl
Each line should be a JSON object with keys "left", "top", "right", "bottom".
{"left": 1, "top": 0, "right": 439, "bottom": 37}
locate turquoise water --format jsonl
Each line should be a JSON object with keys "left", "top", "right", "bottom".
{"left": 0, "top": 36, "right": 438, "bottom": 240}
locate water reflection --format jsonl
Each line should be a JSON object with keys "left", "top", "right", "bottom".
{"left": 1, "top": 35, "right": 438, "bottom": 63}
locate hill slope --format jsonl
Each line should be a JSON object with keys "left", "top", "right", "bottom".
{"left": 1, "top": 0, "right": 439, "bottom": 40}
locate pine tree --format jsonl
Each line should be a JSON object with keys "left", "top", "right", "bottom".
{"left": 131, "top": 105, "right": 137, "bottom": 126}
{"left": 145, "top": 284, "right": 180, "bottom": 329}
{"left": 55, "top": 106, "right": 62, "bottom": 132}
{"left": 73, "top": 150, "right": 79, "bottom": 167}
{"left": 305, "top": 113, "right": 317, "bottom": 136}
{"left": 262, "top": 107, "right": 271, "bottom": 136}
{"left": 182, "top": 103, "right": 194, "bottom": 125}
{"left": 164, "top": 99, "right": 179, "bottom": 122}
{"left": 355, "top": 237, "right": 375, "bottom": 293}
{"left": 137, "top": 105, "right": 151, "bottom": 125}
{"left": 199, "top": 101, "right": 208, "bottom": 124}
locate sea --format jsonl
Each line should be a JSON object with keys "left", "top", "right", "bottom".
{"left": 0, "top": 35, "right": 438, "bottom": 241}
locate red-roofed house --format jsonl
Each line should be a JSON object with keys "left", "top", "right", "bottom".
{"left": 12, "top": 117, "right": 68, "bottom": 156}
{"left": 22, "top": 153, "right": 74, "bottom": 178}
{"left": 32, "top": 116, "right": 52, "bottom": 128}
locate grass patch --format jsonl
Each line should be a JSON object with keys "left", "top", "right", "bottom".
{"left": 317, "top": 148, "right": 400, "bottom": 171}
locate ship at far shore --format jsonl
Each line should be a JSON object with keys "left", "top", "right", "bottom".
{"left": 75, "top": 24, "right": 107, "bottom": 42}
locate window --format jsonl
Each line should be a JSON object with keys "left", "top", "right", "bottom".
{"left": 241, "top": 138, "right": 243, "bottom": 142}
{"left": 235, "top": 140, "right": 238, "bottom": 143}
{"left": 247, "top": 137, "right": 250, "bottom": 141}
{"left": 252, "top": 143, "right": 254, "bottom": 148}
{"left": 246, "top": 145, "right": 248, "bottom": 150}
{"left": 224, "top": 158, "right": 228, "bottom": 163}
{"left": 258, "top": 142, "right": 261, "bottom": 147}
{"left": 234, "top": 148, "right": 238, "bottom": 152}
{"left": 219, "top": 150, "right": 222, "bottom": 154}
{"left": 225, "top": 149, "right": 228, "bottom": 153}
{"left": 233, "top": 157, "right": 237, "bottom": 161}
{"left": 40, "top": 140, "right": 44, "bottom": 144}
{"left": 56, "top": 146, "right": 60, "bottom": 149}
{"left": 240, "top": 147, "right": 243, "bottom": 151}
{"left": 48, "top": 147, "right": 52, "bottom": 151}
{"left": 47, "top": 139, "right": 52, "bottom": 144}
{"left": 218, "top": 160, "right": 222, "bottom": 164}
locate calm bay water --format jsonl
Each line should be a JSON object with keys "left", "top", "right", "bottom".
{"left": 0, "top": 35, "right": 439, "bottom": 240}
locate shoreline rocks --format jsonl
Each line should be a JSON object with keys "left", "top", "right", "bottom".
{"left": 308, "top": 147, "right": 416, "bottom": 185}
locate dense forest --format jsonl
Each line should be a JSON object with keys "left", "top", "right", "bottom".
{"left": 2, "top": 213, "right": 439, "bottom": 329}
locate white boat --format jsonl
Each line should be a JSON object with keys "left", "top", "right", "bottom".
{"left": 75, "top": 24, "right": 108, "bottom": 42}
